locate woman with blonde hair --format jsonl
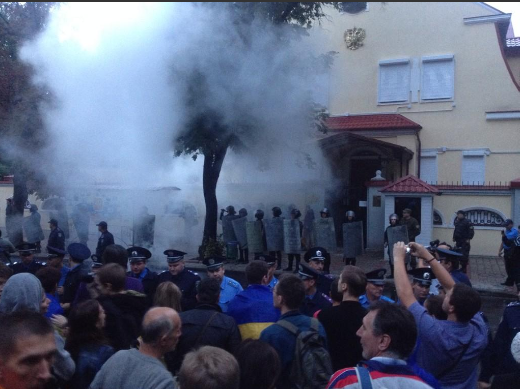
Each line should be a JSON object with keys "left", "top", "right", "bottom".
{"left": 154, "top": 281, "right": 182, "bottom": 312}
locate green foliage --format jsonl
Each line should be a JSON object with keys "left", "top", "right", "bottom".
{"left": 198, "top": 235, "right": 225, "bottom": 260}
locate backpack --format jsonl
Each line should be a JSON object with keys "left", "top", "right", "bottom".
{"left": 276, "top": 318, "right": 333, "bottom": 389}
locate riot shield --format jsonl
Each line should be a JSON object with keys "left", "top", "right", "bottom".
{"left": 284, "top": 220, "right": 301, "bottom": 254}
{"left": 343, "top": 221, "right": 364, "bottom": 258}
{"left": 313, "top": 217, "right": 336, "bottom": 251}
{"left": 222, "top": 215, "right": 238, "bottom": 244}
{"left": 246, "top": 221, "right": 264, "bottom": 253}
{"left": 263, "top": 218, "right": 284, "bottom": 252}
{"left": 387, "top": 225, "right": 409, "bottom": 263}
{"left": 232, "top": 217, "right": 248, "bottom": 248}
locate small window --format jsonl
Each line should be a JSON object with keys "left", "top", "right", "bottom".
{"left": 433, "top": 210, "right": 443, "bottom": 226}
{"left": 454, "top": 209, "right": 504, "bottom": 227}
{"left": 420, "top": 155, "right": 437, "bottom": 184}
{"left": 378, "top": 59, "right": 410, "bottom": 104}
{"left": 421, "top": 55, "right": 454, "bottom": 101}
{"left": 461, "top": 155, "right": 485, "bottom": 185}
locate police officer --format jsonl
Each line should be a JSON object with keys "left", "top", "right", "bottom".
{"left": 304, "top": 246, "right": 334, "bottom": 295}
{"left": 400, "top": 208, "right": 421, "bottom": 270}
{"left": 269, "top": 207, "right": 283, "bottom": 270}
{"left": 499, "top": 219, "right": 519, "bottom": 287}
{"left": 343, "top": 210, "right": 358, "bottom": 266}
{"left": 283, "top": 208, "right": 303, "bottom": 273}
{"left": 298, "top": 263, "right": 332, "bottom": 317}
{"left": 408, "top": 267, "right": 435, "bottom": 305}
{"left": 359, "top": 269, "right": 395, "bottom": 309}
{"left": 95, "top": 221, "right": 114, "bottom": 259}
{"left": 237, "top": 208, "right": 249, "bottom": 264}
{"left": 435, "top": 246, "right": 472, "bottom": 287}
{"left": 253, "top": 209, "right": 267, "bottom": 259}
{"left": 61, "top": 243, "right": 92, "bottom": 308}
{"left": 453, "top": 210, "right": 474, "bottom": 273}
{"left": 319, "top": 208, "right": 333, "bottom": 273}
{"left": 10, "top": 242, "right": 46, "bottom": 275}
{"left": 127, "top": 246, "right": 158, "bottom": 302}
{"left": 47, "top": 219, "right": 65, "bottom": 253}
{"left": 203, "top": 256, "right": 243, "bottom": 313}
{"left": 158, "top": 249, "right": 201, "bottom": 311}
{"left": 257, "top": 254, "right": 278, "bottom": 290}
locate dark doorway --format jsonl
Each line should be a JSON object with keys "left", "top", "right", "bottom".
{"left": 394, "top": 197, "right": 422, "bottom": 226}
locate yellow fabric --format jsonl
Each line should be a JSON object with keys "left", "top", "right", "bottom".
{"left": 238, "top": 322, "right": 274, "bottom": 340}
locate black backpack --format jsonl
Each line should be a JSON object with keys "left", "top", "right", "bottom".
{"left": 276, "top": 318, "right": 333, "bottom": 389}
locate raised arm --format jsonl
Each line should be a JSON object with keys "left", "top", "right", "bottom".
{"left": 393, "top": 242, "right": 416, "bottom": 308}
{"left": 409, "top": 242, "right": 455, "bottom": 292}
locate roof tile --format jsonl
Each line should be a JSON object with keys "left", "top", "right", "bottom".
{"left": 325, "top": 114, "right": 422, "bottom": 132}
{"left": 380, "top": 175, "right": 440, "bottom": 194}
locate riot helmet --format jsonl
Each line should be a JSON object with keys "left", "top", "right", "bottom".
{"left": 255, "top": 209, "right": 264, "bottom": 220}
{"left": 272, "top": 207, "right": 282, "bottom": 217}
{"left": 291, "top": 208, "right": 302, "bottom": 219}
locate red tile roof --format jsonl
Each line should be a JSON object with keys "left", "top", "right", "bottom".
{"left": 380, "top": 175, "right": 440, "bottom": 194}
{"left": 325, "top": 114, "right": 422, "bottom": 132}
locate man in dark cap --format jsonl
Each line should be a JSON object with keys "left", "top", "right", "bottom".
{"left": 408, "top": 267, "right": 436, "bottom": 305}
{"left": 359, "top": 269, "right": 395, "bottom": 309}
{"left": 61, "top": 242, "right": 92, "bottom": 309}
{"left": 96, "top": 221, "right": 114, "bottom": 259}
{"left": 257, "top": 254, "right": 279, "bottom": 290}
{"left": 47, "top": 219, "right": 65, "bottom": 253}
{"left": 127, "top": 246, "right": 158, "bottom": 302}
{"left": 9, "top": 243, "right": 46, "bottom": 275}
{"left": 203, "top": 256, "right": 242, "bottom": 313}
{"left": 400, "top": 208, "right": 421, "bottom": 270}
{"left": 499, "top": 218, "right": 519, "bottom": 287}
{"left": 23, "top": 204, "right": 44, "bottom": 253}
{"left": 436, "top": 245, "right": 472, "bottom": 287}
{"left": 45, "top": 247, "right": 69, "bottom": 297}
{"left": 299, "top": 264, "right": 332, "bottom": 317}
{"left": 453, "top": 210, "right": 474, "bottom": 273}
{"left": 158, "top": 249, "right": 200, "bottom": 311}
{"left": 304, "top": 247, "right": 334, "bottom": 295}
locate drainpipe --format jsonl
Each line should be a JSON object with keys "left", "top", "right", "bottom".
{"left": 416, "top": 131, "right": 421, "bottom": 178}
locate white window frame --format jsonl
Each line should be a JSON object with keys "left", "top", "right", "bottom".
{"left": 420, "top": 54, "right": 455, "bottom": 101}
{"left": 461, "top": 150, "right": 486, "bottom": 185}
{"left": 420, "top": 152, "right": 438, "bottom": 184}
{"left": 378, "top": 58, "right": 411, "bottom": 104}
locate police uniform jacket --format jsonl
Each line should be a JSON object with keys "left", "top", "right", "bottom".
{"left": 300, "top": 291, "right": 332, "bottom": 317}
{"left": 165, "top": 303, "right": 242, "bottom": 374}
{"left": 96, "top": 231, "right": 115, "bottom": 258}
{"left": 158, "top": 268, "right": 201, "bottom": 311}
{"left": 359, "top": 294, "right": 395, "bottom": 309}
{"left": 127, "top": 268, "right": 158, "bottom": 302}
{"left": 9, "top": 259, "right": 46, "bottom": 275}
{"left": 453, "top": 218, "right": 474, "bottom": 242}
{"left": 317, "top": 273, "right": 334, "bottom": 296}
{"left": 48, "top": 227, "right": 66, "bottom": 251}
{"left": 219, "top": 276, "right": 243, "bottom": 313}
{"left": 62, "top": 262, "right": 91, "bottom": 304}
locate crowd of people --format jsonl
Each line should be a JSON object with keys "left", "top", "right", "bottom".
{"left": 0, "top": 211, "right": 519, "bottom": 389}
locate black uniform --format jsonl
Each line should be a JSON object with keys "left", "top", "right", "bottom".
{"left": 316, "top": 273, "right": 334, "bottom": 296}
{"left": 164, "top": 303, "right": 241, "bottom": 374}
{"left": 479, "top": 301, "right": 520, "bottom": 384}
{"left": 158, "top": 268, "right": 201, "bottom": 311}
{"left": 300, "top": 291, "right": 332, "bottom": 317}
{"left": 9, "top": 259, "right": 46, "bottom": 275}
{"left": 96, "top": 231, "right": 115, "bottom": 258}
{"left": 453, "top": 217, "right": 474, "bottom": 272}
{"left": 61, "top": 262, "right": 91, "bottom": 304}
{"left": 48, "top": 227, "right": 66, "bottom": 252}
{"left": 127, "top": 268, "right": 158, "bottom": 302}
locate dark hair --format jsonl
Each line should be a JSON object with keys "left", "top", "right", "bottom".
{"left": 35, "top": 266, "right": 62, "bottom": 294}
{"left": 197, "top": 278, "right": 220, "bottom": 305}
{"left": 0, "top": 310, "right": 54, "bottom": 360}
{"left": 441, "top": 256, "right": 460, "bottom": 270}
{"left": 102, "top": 244, "right": 128, "bottom": 267}
{"left": 245, "top": 261, "right": 268, "bottom": 285}
{"left": 65, "top": 300, "right": 108, "bottom": 359}
{"left": 141, "top": 313, "right": 174, "bottom": 346}
{"left": 369, "top": 301, "right": 417, "bottom": 359}
{"left": 96, "top": 263, "right": 126, "bottom": 292}
{"left": 154, "top": 282, "right": 182, "bottom": 312}
{"left": 340, "top": 266, "right": 367, "bottom": 297}
{"left": 235, "top": 339, "right": 281, "bottom": 389}
{"left": 276, "top": 274, "right": 305, "bottom": 310}
{"left": 0, "top": 262, "right": 13, "bottom": 280}
{"left": 424, "top": 295, "right": 447, "bottom": 320}
{"left": 329, "top": 277, "right": 343, "bottom": 303}
{"left": 449, "top": 283, "right": 481, "bottom": 322}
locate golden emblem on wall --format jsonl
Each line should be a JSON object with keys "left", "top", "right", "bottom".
{"left": 344, "top": 27, "right": 366, "bottom": 50}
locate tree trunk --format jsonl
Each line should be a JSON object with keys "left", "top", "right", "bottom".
{"left": 202, "top": 145, "right": 228, "bottom": 244}
{"left": 11, "top": 168, "right": 28, "bottom": 246}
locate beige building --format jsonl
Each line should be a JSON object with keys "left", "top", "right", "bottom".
{"left": 310, "top": 2, "right": 520, "bottom": 256}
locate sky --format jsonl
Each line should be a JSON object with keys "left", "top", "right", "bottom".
{"left": 487, "top": 2, "right": 520, "bottom": 35}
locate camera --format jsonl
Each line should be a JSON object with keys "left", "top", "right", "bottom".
{"left": 406, "top": 247, "right": 411, "bottom": 254}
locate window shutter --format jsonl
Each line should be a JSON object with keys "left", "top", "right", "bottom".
{"left": 420, "top": 156, "right": 437, "bottom": 184}
{"left": 421, "top": 56, "right": 454, "bottom": 100}
{"left": 378, "top": 60, "right": 410, "bottom": 103}
{"left": 461, "top": 155, "right": 485, "bottom": 185}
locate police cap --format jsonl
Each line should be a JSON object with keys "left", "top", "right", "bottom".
{"left": 202, "top": 256, "right": 225, "bottom": 271}
{"left": 408, "top": 268, "right": 436, "bottom": 286}
{"left": 47, "top": 246, "right": 67, "bottom": 257}
{"left": 256, "top": 254, "right": 277, "bottom": 267}
{"left": 435, "top": 247, "right": 463, "bottom": 259}
{"left": 298, "top": 264, "right": 319, "bottom": 280}
{"left": 91, "top": 254, "right": 103, "bottom": 269}
{"left": 365, "top": 268, "right": 387, "bottom": 285}
{"left": 164, "top": 249, "right": 187, "bottom": 263}
{"left": 67, "top": 243, "right": 91, "bottom": 262}
{"left": 16, "top": 242, "right": 36, "bottom": 255}
{"left": 96, "top": 221, "right": 108, "bottom": 228}
{"left": 503, "top": 219, "right": 514, "bottom": 227}
{"left": 48, "top": 219, "right": 58, "bottom": 226}
{"left": 127, "top": 246, "right": 152, "bottom": 263}
{"left": 304, "top": 247, "right": 328, "bottom": 263}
